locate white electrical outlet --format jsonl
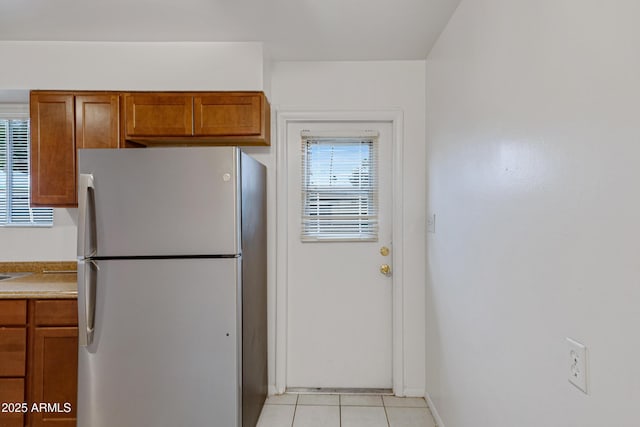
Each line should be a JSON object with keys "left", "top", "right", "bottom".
{"left": 567, "top": 338, "right": 588, "bottom": 394}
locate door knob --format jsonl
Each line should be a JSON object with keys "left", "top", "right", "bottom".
{"left": 380, "top": 264, "right": 392, "bottom": 277}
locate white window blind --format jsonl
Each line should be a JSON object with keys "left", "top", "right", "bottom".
{"left": 0, "top": 118, "right": 53, "bottom": 227}
{"left": 301, "top": 131, "right": 378, "bottom": 242}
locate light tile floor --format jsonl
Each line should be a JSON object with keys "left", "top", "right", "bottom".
{"left": 257, "top": 394, "right": 437, "bottom": 427}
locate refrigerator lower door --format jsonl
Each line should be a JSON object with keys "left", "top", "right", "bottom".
{"left": 77, "top": 258, "right": 241, "bottom": 427}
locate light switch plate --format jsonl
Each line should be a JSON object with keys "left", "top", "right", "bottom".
{"left": 427, "top": 213, "right": 435, "bottom": 233}
{"left": 567, "top": 337, "right": 588, "bottom": 394}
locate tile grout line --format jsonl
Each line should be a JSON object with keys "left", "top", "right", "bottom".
{"left": 290, "top": 394, "right": 299, "bottom": 427}
{"left": 382, "top": 399, "right": 392, "bottom": 427}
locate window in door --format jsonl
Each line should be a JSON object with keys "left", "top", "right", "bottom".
{"left": 300, "top": 131, "right": 378, "bottom": 242}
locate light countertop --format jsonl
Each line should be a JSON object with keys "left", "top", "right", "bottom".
{"left": 0, "top": 272, "right": 77, "bottom": 299}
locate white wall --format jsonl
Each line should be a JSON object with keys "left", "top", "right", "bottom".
{"left": 425, "top": 0, "right": 640, "bottom": 425}
{"left": 0, "top": 42, "right": 264, "bottom": 90}
{"left": 270, "top": 61, "right": 427, "bottom": 395}
{"left": 0, "top": 210, "right": 77, "bottom": 261}
{"left": 0, "top": 41, "right": 264, "bottom": 261}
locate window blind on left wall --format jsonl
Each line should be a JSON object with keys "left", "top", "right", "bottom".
{"left": 0, "top": 118, "right": 53, "bottom": 226}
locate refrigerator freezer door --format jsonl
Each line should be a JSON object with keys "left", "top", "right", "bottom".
{"left": 77, "top": 258, "right": 241, "bottom": 427}
{"left": 78, "top": 147, "right": 240, "bottom": 257}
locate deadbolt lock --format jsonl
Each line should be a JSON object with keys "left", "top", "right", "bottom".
{"left": 380, "top": 264, "right": 392, "bottom": 276}
{"left": 380, "top": 246, "right": 390, "bottom": 256}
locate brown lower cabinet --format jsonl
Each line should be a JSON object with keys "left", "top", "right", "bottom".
{"left": 0, "top": 299, "right": 77, "bottom": 427}
{"left": 0, "top": 379, "right": 25, "bottom": 427}
{"left": 0, "top": 300, "right": 26, "bottom": 427}
{"left": 28, "top": 328, "right": 77, "bottom": 427}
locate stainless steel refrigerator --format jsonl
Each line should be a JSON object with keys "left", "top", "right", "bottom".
{"left": 76, "top": 147, "right": 267, "bottom": 427}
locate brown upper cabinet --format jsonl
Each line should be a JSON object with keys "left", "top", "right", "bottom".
{"left": 30, "top": 93, "right": 77, "bottom": 207}
{"left": 124, "top": 93, "right": 193, "bottom": 137}
{"left": 30, "top": 90, "right": 270, "bottom": 207}
{"left": 124, "top": 92, "right": 270, "bottom": 146}
{"left": 75, "top": 94, "right": 120, "bottom": 150}
{"left": 30, "top": 92, "right": 120, "bottom": 207}
{"left": 194, "top": 93, "right": 262, "bottom": 136}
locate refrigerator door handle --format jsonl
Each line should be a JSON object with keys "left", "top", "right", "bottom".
{"left": 77, "top": 260, "right": 97, "bottom": 347}
{"left": 78, "top": 173, "right": 96, "bottom": 259}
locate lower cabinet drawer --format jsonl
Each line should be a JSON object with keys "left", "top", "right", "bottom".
{"left": 0, "top": 300, "right": 27, "bottom": 325}
{"left": 0, "top": 378, "right": 25, "bottom": 427}
{"left": 0, "top": 328, "right": 26, "bottom": 377}
{"left": 34, "top": 300, "right": 78, "bottom": 326}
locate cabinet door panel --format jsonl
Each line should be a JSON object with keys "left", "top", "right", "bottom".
{"left": 30, "top": 94, "right": 76, "bottom": 206}
{"left": 0, "top": 328, "right": 26, "bottom": 377}
{"left": 29, "top": 327, "right": 78, "bottom": 427}
{"left": 194, "top": 93, "right": 262, "bottom": 136}
{"left": 0, "top": 378, "right": 25, "bottom": 427}
{"left": 125, "top": 94, "right": 192, "bottom": 136}
{"left": 76, "top": 94, "right": 120, "bottom": 149}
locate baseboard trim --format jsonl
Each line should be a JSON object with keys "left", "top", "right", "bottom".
{"left": 403, "top": 388, "right": 426, "bottom": 397}
{"left": 268, "top": 385, "right": 279, "bottom": 396}
{"left": 425, "top": 393, "right": 445, "bottom": 427}
{"left": 286, "top": 387, "right": 393, "bottom": 395}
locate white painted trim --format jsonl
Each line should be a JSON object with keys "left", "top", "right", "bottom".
{"left": 268, "top": 385, "right": 279, "bottom": 396}
{"left": 390, "top": 110, "right": 405, "bottom": 397}
{"left": 275, "top": 110, "right": 290, "bottom": 394}
{"left": 403, "top": 388, "right": 425, "bottom": 398}
{"left": 274, "top": 108, "right": 406, "bottom": 395}
{"left": 426, "top": 393, "right": 445, "bottom": 427}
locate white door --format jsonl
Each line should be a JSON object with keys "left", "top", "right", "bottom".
{"left": 286, "top": 121, "right": 393, "bottom": 388}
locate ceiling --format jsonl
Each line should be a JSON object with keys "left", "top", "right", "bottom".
{"left": 0, "top": 0, "right": 461, "bottom": 61}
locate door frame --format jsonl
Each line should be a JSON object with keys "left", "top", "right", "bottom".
{"left": 275, "top": 109, "right": 406, "bottom": 395}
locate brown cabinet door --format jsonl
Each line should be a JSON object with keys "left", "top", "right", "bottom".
{"left": 28, "top": 327, "right": 78, "bottom": 427}
{"left": 30, "top": 93, "right": 76, "bottom": 207}
{"left": 125, "top": 93, "right": 193, "bottom": 137}
{"left": 0, "top": 378, "right": 25, "bottom": 427}
{"left": 194, "top": 93, "right": 263, "bottom": 136}
{"left": 0, "top": 328, "right": 26, "bottom": 377}
{"left": 75, "top": 94, "right": 120, "bottom": 149}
